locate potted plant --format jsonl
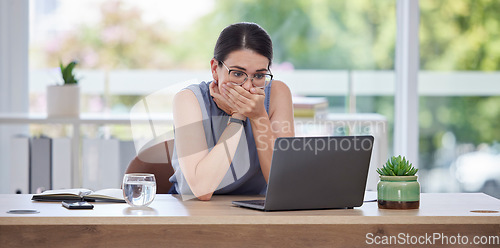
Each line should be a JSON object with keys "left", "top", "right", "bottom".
{"left": 47, "top": 60, "right": 80, "bottom": 117}
{"left": 376, "top": 155, "right": 420, "bottom": 209}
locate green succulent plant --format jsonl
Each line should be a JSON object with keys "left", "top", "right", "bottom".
{"left": 377, "top": 155, "right": 418, "bottom": 176}
{"left": 59, "top": 60, "right": 79, "bottom": 85}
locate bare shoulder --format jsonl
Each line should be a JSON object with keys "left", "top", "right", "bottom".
{"left": 270, "top": 80, "right": 292, "bottom": 96}
{"left": 270, "top": 80, "right": 292, "bottom": 104}
{"left": 173, "top": 89, "right": 202, "bottom": 125}
{"left": 269, "top": 80, "right": 293, "bottom": 119}
{"left": 174, "top": 88, "right": 197, "bottom": 103}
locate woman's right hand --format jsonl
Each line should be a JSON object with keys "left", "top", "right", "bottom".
{"left": 210, "top": 81, "right": 236, "bottom": 115}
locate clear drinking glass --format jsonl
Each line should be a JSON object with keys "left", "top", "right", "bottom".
{"left": 122, "top": 173, "right": 156, "bottom": 207}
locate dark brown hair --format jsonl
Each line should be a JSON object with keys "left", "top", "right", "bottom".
{"left": 213, "top": 22, "right": 273, "bottom": 68}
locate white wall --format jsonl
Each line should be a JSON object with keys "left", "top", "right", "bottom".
{"left": 0, "top": 0, "right": 30, "bottom": 193}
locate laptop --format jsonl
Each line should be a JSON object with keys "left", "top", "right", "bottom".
{"left": 232, "top": 135, "right": 374, "bottom": 211}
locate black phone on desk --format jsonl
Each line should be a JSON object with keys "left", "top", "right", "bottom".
{"left": 62, "top": 201, "right": 94, "bottom": 209}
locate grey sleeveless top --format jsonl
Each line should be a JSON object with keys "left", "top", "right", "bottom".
{"left": 169, "top": 81, "right": 272, "bottom": 195}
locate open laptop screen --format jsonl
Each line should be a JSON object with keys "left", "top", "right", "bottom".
{"left": 233, "top": 135, "right": 374, "bottom": 211}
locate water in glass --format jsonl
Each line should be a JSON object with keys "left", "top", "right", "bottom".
{"left": 123, "top": 173, "right": 156, "bottom": 207}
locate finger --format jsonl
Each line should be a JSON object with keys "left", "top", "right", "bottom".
{"left": 217, "top": 95, "right": 239, "bottom": 114}
{"left": 221, "top": 82, "right": 248, "bottom": 95}
{"left": 227, "top": 84, "right": 254, "bottom": 98}
{"left": 225, "top": 87, "right": 250, "bottom": 105}
{"left": 224, "top": 89, "right": 247, "bottom": 110}
{"left": 212, "top": 88, "right": 230, "bottom": 103}
{"left": 216, "top": 87, "right": 237, "bottom": 103}
{"left": 209, "top": 81, "right": 219, "bottom": 95}
{"left": 209, "top": 82, "right": 215, "bottom": 96}
{"left": 250, "top": 87, "right": 265, "bottom": 95}
{"left": 211, "top": 92, "right": 222, "bottom": 101}
{"left": 222, "top": 84, "right": 250, "bottom": 101}
{"left": 222, "top": 94, "right": 240, "bottom": 111}
{"left": 211, "top": 90, "right": 223, "bottom": 100}
{"left": 213, "top": 92, "right": 231, "bottom": 106}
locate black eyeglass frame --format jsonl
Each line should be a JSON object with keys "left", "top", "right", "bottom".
{"left": 219, "top": 61, "right": 273, "bottom": 89}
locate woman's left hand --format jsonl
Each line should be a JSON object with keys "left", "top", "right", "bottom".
{"left": 210, "top": 81, "right": 236, "bottom": 115}
{"left": 221, "top": 83, "right": 267, "bottom": 120}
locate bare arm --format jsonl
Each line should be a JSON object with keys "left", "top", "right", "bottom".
{"left": 173, "top": 89, "right": 244, "bottom": 200}
{"left": 250, "top": 80, "right": 295, "bottom": 182}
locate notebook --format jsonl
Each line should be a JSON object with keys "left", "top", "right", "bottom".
{"left": 232, "top": 135, "right": 374, "bottom": 211}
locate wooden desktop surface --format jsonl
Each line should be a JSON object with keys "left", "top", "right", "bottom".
{"left": 1, "top": 193, "right": 499, "bottom": 247}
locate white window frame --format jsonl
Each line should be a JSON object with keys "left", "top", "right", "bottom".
{"left": 394, "top": 0, "right": 420, "bottom": 167}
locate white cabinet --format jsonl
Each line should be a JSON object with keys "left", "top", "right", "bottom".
{"left": 0, "top": 113, "right": 172, "bottom": 190}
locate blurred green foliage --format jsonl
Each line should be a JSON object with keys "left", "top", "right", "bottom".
{"left": 418, "top": 0, "right": 500, "bottom": 168}
{"left": 191, "top": 0, "right": 396, "bottom": 70}
{"left": 420, "top": 0, "right": 500, "bottom": 71}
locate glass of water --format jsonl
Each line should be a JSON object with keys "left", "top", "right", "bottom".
{"left": 122, "top": 173, "right": 156, "bottom": 207}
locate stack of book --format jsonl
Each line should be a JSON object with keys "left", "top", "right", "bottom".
{"left": 292, "top": 96, "right": 329, "bottom": 118}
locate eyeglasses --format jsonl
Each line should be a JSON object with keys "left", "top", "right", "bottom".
{"left": 220, "top": 61, "right": 273, "bottom": 89}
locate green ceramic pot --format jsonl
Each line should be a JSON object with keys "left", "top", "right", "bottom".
{"left": 377, "top": 175, "right": 420, "bottom": 209}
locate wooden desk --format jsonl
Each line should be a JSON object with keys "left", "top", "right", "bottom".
{"left": 1, "top": 193, "right": 499, "bottom": 247}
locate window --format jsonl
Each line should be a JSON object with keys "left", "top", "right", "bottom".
{"left": 419, "top": 0, "right": 500, "bottom": 198}
{"left": 29, "top": 0, "right": 397, "bottom": 142}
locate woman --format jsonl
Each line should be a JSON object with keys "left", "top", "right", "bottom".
{"left": 169, "top": 22, "right": 294, "bottom": 200}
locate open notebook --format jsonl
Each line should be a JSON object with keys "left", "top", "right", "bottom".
{"left": 31, "top": 188, "right": 125, "bottom": 203}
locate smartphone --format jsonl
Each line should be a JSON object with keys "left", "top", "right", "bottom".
{"left": 62, "top": 201, "right": 94, "bottom": 209}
